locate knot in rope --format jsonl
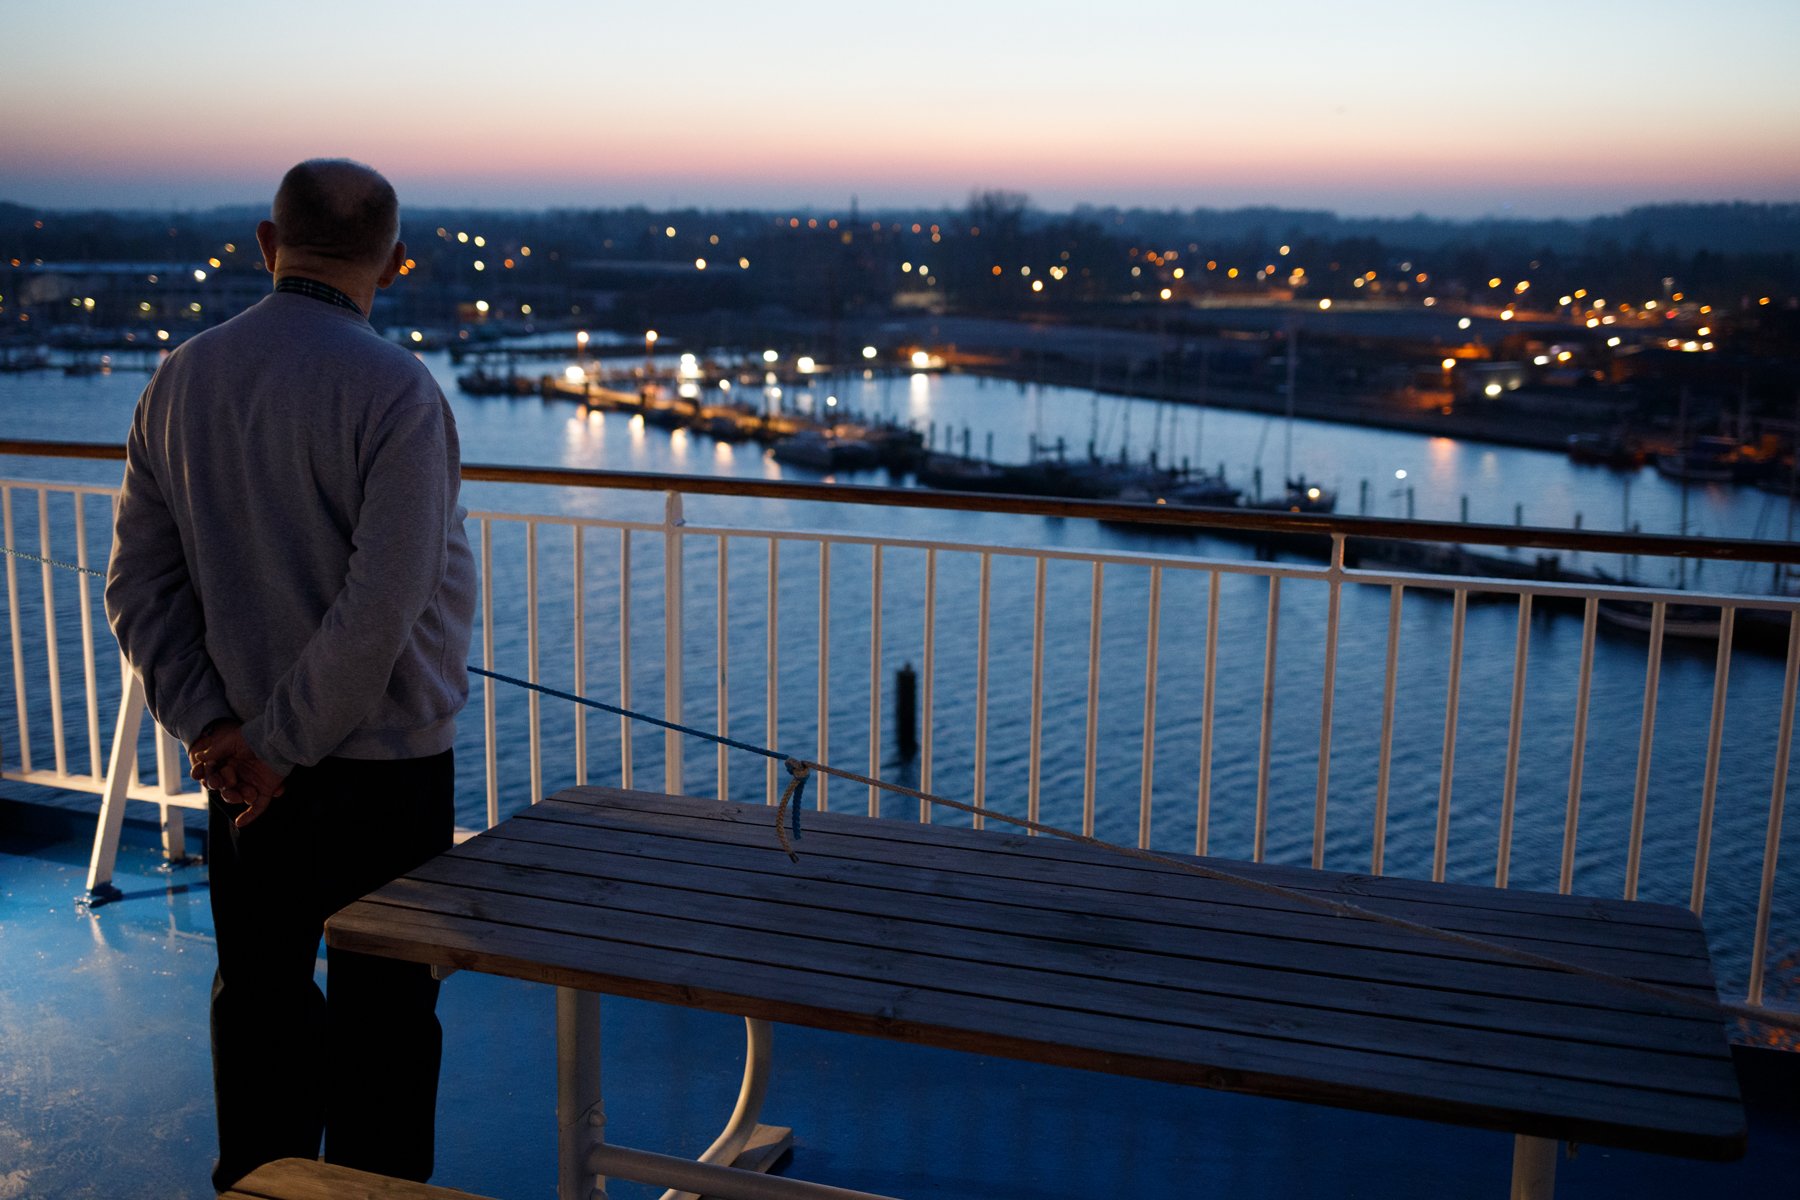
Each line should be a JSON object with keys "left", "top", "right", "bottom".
{"left": 774, "top": 758, "right": 811, "bottom": 861}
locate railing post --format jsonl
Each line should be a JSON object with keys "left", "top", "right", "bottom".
{"left": 663, "top": 490, "right": 685, "bottom": 795}
{"left": 154, "top": 723, "right": 192, "bottom": 863}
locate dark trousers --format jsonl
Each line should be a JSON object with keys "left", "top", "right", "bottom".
{"left": 206, "top": 751, "right": 454, "bottom": 1190}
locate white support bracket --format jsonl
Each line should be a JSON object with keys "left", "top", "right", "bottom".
{"left": 83, "top": 669, "right": 146, "bottom": 905}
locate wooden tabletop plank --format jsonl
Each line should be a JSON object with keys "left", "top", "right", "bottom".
{"left": 430, "top": 832, "right": 1725, "bottom": 1054}
{"left": 527, "top": 791, "right": 1711, "bottom": 956}
{"left": 328, "top": 898, "right": 1744, "bottom": 1159}
{"left": 325, "top": 791, "right": 1745, "bottom": 1161}
{"left": 499, "top": 799, "right": 1717, "bottom": 979}
{"left": 392, "top": 856, "right": 1736, "bottom": 1100}
{"left": 554, "top": 787, "right": 1703, "bottom": 931}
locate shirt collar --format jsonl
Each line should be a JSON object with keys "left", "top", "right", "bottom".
{"left": 274, "top": 275, "right": 366, "bottom": 317}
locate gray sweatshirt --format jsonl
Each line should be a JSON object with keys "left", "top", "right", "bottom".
{"left": 106, "top": 291, "right": 477, "bottom": 776}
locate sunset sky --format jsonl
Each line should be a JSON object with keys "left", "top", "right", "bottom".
{"left": 5, "top": 0, "right": 1798, "bottom": 218}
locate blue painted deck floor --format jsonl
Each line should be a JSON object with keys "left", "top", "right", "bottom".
{"left": 3, "top": 796, "right": 1797, "bottom": 1200}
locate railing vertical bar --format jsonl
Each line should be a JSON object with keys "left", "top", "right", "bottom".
{"left": 817, "top": 541, "right": 830, "bottom": 811}
{"left": 1, "top": 487, "right": 21, "bottom": 772}
{"left": 1138, "top": 566, "right": 1163, "bottom": 850}
{"left": 1083, "top": 562, "right": 1102, "bottom": 838}
{"left": 718, "top": 535, "right": 730, "bottom": 803}
{"left": 480, "top": 518, "right": 497, "bottom": 828}
{"left": 526, "top": 521, "right": 542, "bottom": 806}
{"left": 1560, "top": 598, "right": 1600, "bottom": 895}
{"left": 114, "top": 494, "right": 133, "bottom": 790}
{"left": 1747, "top": 611, "right": 1799, "bottom": 1006}
{"left": 1254, "top": 577, "right": 1282, "bottom": 863}
{"left": 1690, "top": 606, "right": 1735, "bottom": 914}
{"left": 1312, "top": 537, "right": 1345, "bottom": 870}
{"left": 1196, "top": 570, "right": 1220, "bottom": 856}
{"left": 973, "top": 551, "right": 992, "bottom": 829}
{"left": 620, "top": 529, "right": 634, "bottom": 790}
{"left": 1625, "top": 601, "right": 1667, "bottom": 901}
{"left": 1434, "top": 589, "right": 1468, "bottom": 883}
{"left": 37, "top": 492, "right": 66, "bottom": 775}
{"left": 1027, "top": 555, "right": 1047, "bottom": 833}
{"left": 1496, "top": 593, "right": 1533, "bottom": 888}
{"left": 572, "top": 526, "right": 587, "bottom": 787}
{"left": 74, "top": 491, "right": 102, "bottom": 779}
{"left": 28, "top": 492, "right": 65, "bottom": 777}
{"left": 662, "top": 492, "right": 685, "bottom": 796}
{"left": 1372, "top": 584, "right": 1404, "bottom": 875}
{"left": 765, "top": 538, "right": 779, "bottom": 805}
{"left": 920, "top": 547, "right": 937, "bottom": 822}
{"left": 867, "top": 545, "right": 883, "bottom": 817}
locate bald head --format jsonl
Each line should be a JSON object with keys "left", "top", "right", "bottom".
{"left": 270, "top": 159, "right": 400, "bottom": 266}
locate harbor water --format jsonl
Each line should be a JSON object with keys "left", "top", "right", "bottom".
{"left": 2, "top": 348, "right": 1796, "bottom": 1004}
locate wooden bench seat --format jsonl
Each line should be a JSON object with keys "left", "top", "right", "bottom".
{"left": 222, "top": 1158, "right": 493, "bottom": 1200}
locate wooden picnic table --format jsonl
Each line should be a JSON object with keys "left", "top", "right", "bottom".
{"left": 325, "top": 786, "right": 1744, "bottom": 1200}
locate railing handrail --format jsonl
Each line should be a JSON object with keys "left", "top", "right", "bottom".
{"left": 6, "top": 436, "right": 1798, "bottom": 564}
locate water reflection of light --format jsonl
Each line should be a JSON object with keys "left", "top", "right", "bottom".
{"left": 629, "top": 414, "right": 646, "bottom": 444}
{"left": 714, "top": 442, "right": 734, "bottom": 462}
{"left": 908, "top": 372, "right": 932, "bottom": 416}
{"left": 670, "top": 429, "right": 690, "bottom": 459}
{"left": 678, "top": 382, "right": 700, "bottom": 399}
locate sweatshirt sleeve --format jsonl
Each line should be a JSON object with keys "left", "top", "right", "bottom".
{"left": 238, "top": 390, "right": 459, "bottom": 776}
{"left": 104, "top": 391, "right": 236, "bottom": 743}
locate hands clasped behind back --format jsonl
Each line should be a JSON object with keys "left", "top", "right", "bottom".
{"left": 190, "top": 721, "right": 288, "bottom": 827}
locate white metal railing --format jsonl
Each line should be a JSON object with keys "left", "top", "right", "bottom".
{"left": 3, "top": 457, "right": 1798, "bottom": 1019}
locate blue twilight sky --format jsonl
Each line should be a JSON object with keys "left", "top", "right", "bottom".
{"left": 3, "top": 0, "right": 1798, "bottom": 217}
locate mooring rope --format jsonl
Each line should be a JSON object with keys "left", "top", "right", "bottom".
{"left": 5, "top": 544, "right": 1793, "bottom": 1033}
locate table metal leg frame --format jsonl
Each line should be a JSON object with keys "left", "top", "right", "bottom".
{"left": 1509, "top": 1135, "right": 1558, "bottom": 1200}
{"left": 556, "top": 987, "right": 901, "bottom": 1200}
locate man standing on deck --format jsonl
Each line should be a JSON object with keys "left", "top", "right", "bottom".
{"left": 105, "top": 159, "right": 476, "bottom": 1190}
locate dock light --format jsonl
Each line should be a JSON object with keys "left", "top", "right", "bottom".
{"left": 156, "top": 329, "right": 169, "bottom": 341}
{"left": 911, "top": 350, "right": 931, "bottom": 369}
{"left": 189, "top": 302, "right": 202, "bottom": 313}
{"left": 797, "top": 356, "right": 816, "bottom": 374}
{"left": 1395, "top": 469, "right": 1407, "bottom": 480}
{"left": 1318, "top": 298, "right": 1332, "bottom": 310}
{"left": 1534, "top": 355, "right": 1550, "bottom": 366}
{"left": 695, "top": 258, "right": 707, "bottom": 270}
{"left": 1441, "top": 358, "right": 1456, "bottom": 370}
{"left": 1587, "top": 318, "right": 1601, "bottom": 328}
{"left": 1457, "top": 317, "right": 1472, "bottom": 330}
{"left": 739, "top": 257, "right": 750, "bottom": 269}
{"left": 521, "top": 304, "right": 533, "bottom": 316}
{"left": 1697, "top": 326, "right": 1711, "bottom": 337}
{"left": 473, "top": 261, "right": 485, "bottom": 271}
{"left": 564, "top": 366, "right": 587, "bottom": 384}
{"left": 1607, "top": 337, "right": 1621, "bottom": 347}
{"left": 1485, "top": 383, "right": 1503, "bottom": 397}
{"left": 719, "top": 379, "right": 732, "bottom": 391}
{"left": 208, "top": 257, "right": 221, "bottom": 268}
{"left": 1158, "top": 287, "right": 1170, "bottom": 300}
{"left": 1307, "top": 487, "right": 1321, "bottom": 501}
{"left": 193, "top": 269, "right": 206, "bottom": 281}
{"left": 1500, "top": 310, "right": 1514, "bottom": 321}
{"left": 762, "top": 349, "right": 778, "bottom": 363}
{"left": 862, "top": 345, "right": 878, "bottom": 360}
{"left": 665, "top": 226, "right": 676, "bottom": 237}
{"left": 475, "top": 300, "right": 489, "bottom": 313}
{"left": 1557, "top": 351, "right": 1572, "bottom": 362}
{"left": 82, "top": 297, "right": 95, "bottom": 311}
{"left": 1035, "top": 281, "right": 1047, "bottom": 294}
{"left": 826, "top": 395, "right": 838, "bottom": 407}
{"left": 457, "top": 232, "right": 468, "bottom": 243}
{"left": 646, "top": 330, "right": 659, "bottom": 345}
{"left": 410, "top": 330, "right": 424, "bottom": 343}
